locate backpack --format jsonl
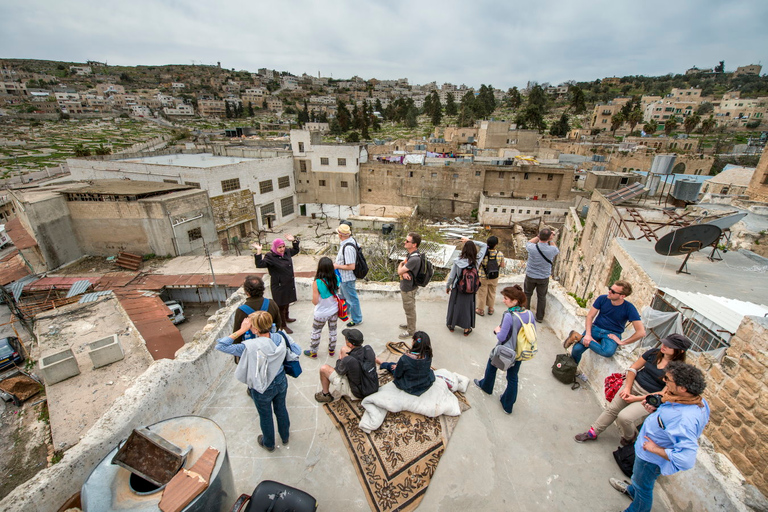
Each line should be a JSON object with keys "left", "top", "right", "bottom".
{"left": 457, "top": 265, "right": 480, "bottom": 294}
{"left": 357, "top": 346, "right": 379, "bottom": 398}
{"left": 613, "top": 443, "right": 635, "bottom": 478}
{"left": 343, "top": 239, "right": 369, "bottom": 279}
{"left": 413, "top": 252, "right": 434, "bottom": 287}
{"left": 482, "top": 250, "right": 501, "bottom": 279}
{"left": 238, "top": 299, "right": 271, "bottom": 340}
{"left": 552, "top": 353, "right": 580, "bottom": 389}
{"left": 512, "top": 312, "right": 537, "bottom": 361}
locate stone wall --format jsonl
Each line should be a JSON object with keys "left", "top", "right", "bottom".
{"left": 689, "top": 315, "right": 768, "bottom": 495}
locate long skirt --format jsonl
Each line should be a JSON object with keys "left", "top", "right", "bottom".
{"left": 446, "top": 288, "right": 475, "bottom": 330}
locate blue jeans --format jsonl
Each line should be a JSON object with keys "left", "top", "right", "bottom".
{"left": 624, "top": 456, "right": 661, "bottom": 512}
{"left": 571, "top": 326, "right": 620, "bottom": 364}
{"left": 250, "top": 371, "right": 290, "bottom": 449}
{"left": 339, "top": 280, "right": 362, "bottom": 323}
{"left": 477, "top": 358, "right": 523, "bottom": 414}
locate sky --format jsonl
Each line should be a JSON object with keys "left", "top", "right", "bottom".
{"left": 2, "top": 0, "right": 767, "bottom": 90}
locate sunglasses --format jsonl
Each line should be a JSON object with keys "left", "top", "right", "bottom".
{"left": 608, "top": 287, "right": 623, "bottom": 294}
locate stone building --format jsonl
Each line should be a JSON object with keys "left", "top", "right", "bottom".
{"left": 745, "top": 146, "right": 768, "bottom": 202}
{"left": 700, "top": 166, "right": 755, "bottom": 197}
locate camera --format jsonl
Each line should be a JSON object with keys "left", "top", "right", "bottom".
{"left": 645, "top": 394, "right": 663, "bottom": 407}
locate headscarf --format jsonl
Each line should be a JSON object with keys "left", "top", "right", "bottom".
{"left": 271, "top": 238, "right": 285, "bottom": 255}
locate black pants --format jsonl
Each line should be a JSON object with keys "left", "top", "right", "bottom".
{"left": 523, "top": 276, "right": 549, "bottom": 322}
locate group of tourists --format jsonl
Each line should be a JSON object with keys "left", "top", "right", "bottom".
{"left": 214, "top": 223, "right": 710, "bottom": 512}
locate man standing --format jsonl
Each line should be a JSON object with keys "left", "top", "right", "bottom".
{"left": 609, "top": 361, "right": 710, "bottom": 512}
{"left": 233, "top": 275, "right": 282, "bottom": 341}
{"left": 397, "top": 232, "right": 422, "bottom": 340}
{"left": 524, "top": 228, "right": 559, "bottom": 323}
{"left": 476, "top": 236, "right": 505, "bottom": 316}
{"left": 315, "top": 328, "right": 378, "bottom": 402}
{"left": 334, "top": 224, "right": 363, "bottom": 327}
{"left": 565, "top": 280, "right": 645, "bottom": 364}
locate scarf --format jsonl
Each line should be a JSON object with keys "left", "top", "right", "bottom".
{"left": 660, "top": 390, "right": 704, "bottom": 407}
{"left": 507, "top": 306, "right": 525, "bottom": 313}
{"left": 270, "top": 238, "right": 285, "bottom": 255}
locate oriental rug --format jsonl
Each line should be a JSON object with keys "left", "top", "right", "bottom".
{"left": 323, "top": 341, "right": 470, "bottom": 512}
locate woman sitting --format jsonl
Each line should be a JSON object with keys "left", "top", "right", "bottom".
{"left": 378, "top": 331, "right": 435, "bottom": 396}
{"left": 574, "top": 333, "right": 691, "bottom": 445}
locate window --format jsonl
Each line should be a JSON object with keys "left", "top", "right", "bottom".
{"left": 493, "top": 208, "right": 498, "bottom": 212}
{"left": 278, "top": 176, "right": 290, "bottom": 189}
{"left": 499, "top": 191, "right": 505, "bottom": 196}
{"left": 163, "top": 179, "right": 177, "bottom": 184}
{"left": 544, "top": 210, "right": 551, "bottom": 215}
{"left": 453, "top": 174, "right": 459, "bottom": 179}
{"left": 387, "top": 170, "right": 392, "bottom": 177}
{"left": 319, "top": 180, "right": 326, "bottom": 186}
{"left": 501, "top": 208, "right": 506, "bottom": 213}
{"left": 485, "top": 207, "right": 489, "bottom": 212}
{"left": 221, "top": 178, "right": 240, "bottom": 192}
{"left": 620, "top": 177, "right": 629, "bottom": 185}
{"left": 547, "top": 174, "right": 553, "bottom": 181}
{"left": 341, "top": 181, "right": 348, "bottom": 188}
{"left": 299, "top": 160, "right": 307, "bottom": 172}
{"left": 524, "top": 173, "right": 529, "bottom": 180}
{"left": 259, "top": 180, "right": 273, "bottom": 194}
{"left": 185, "top": 181, "right": 201, "bottom": 189}
{"left": 542, "top": 194, "right": 547, "bottom": 199}
{"left": 475, "top": 171, "right": 481, "bottom": 176}
{"left": 408, "top": 171, "right": 414, "bottom": 177}
{"left": 608, "top": 258, "right": 622, "bottom": 286}
{"left": 453, "top": 193, "right": 459, "bottom": 198}
{"left": 320, "top": 157, "right": 329, "bottom": 165}
{"left": 188, "top": 227, "right": 202, "bottom": 242}
{"left": 281, "top": 197, "right": 294, "bottom": 216}
{"left": 526, "top": 210, "right": 531, "bottom": 214}
{"left": 298, "top": 142, "right": 304, "bottom": 152}
{"left": 499, "top": 171, "right": 504, "bottom": 179}
{"left": 338, "top": 158, "right": 346, "bottom": 166}
{"left": 431, "top": 172, "right": 437, "bottom": 178}
{"left": 260, "top": 202, "right": 275, "bottom": 218}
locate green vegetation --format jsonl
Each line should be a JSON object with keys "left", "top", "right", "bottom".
{"left": 567, "top": 292, "right": 593, "bottom": 309}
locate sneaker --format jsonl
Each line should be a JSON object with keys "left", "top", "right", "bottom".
{"left": 314, "top": 391, "right": 333, "bottom": 403}
{"left": 574, "top": 430, "right": 597, "bottom": 443}
{"left": 399, "top": 324, "right": 408, "bottom": 329}
{"left": 347, "top": 320, "right": 362, "bottom": 327}
{"left": 257, "top": 435, "right": 275, "bottom": 452}
{"left": 398, "top": 331, "right": 413, "bottom": 340}
{"left": 563, "top": 330, "right": 583, "bottom": 349}
{"left": 577, "top": 373, "right": 588, "bottom": 383}
{"left": 609, "top": 478, "right": 631, "bottom": 496}
{"left": 473, "top": 378, "right": 491, "bottom": 395}
{"left": 282, "top": 437, "right": 289, "bottom": 445}
{"left": 328, "top": 350, "right": 335, "bottom": 357}
{"left": 303, "top": 350, "right": 317, "bottom": 358}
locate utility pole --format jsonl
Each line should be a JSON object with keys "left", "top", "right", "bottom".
{"left": 203, "top": 238, "right": 222, "bottom": 309}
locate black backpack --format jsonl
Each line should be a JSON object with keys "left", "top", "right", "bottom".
{"left": 552, "top": 353, "right": 580, "bottom": 390}
{"left": 457, "top": 265, "right": 480, "bottom": 294}
{"left": 413, "top": 252, "right": 434, "bottom": 287}
{"left": 357, "top": 346, "right": 379, "bottom": 398}
{"left": 483, "top": 250, "right": 501, "bottom": 279}
{"left": 613, "top": 443, "right": 635, "bottom": 478}
{"left": 343, "top": 239, "right": 369, "bottom": 279}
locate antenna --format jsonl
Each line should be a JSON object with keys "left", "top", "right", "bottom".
{"left": 654, "top": 225, "right": 721, "bottom": 275}
{"left": 704, "top": 212, "right": 747, "bottom": 260}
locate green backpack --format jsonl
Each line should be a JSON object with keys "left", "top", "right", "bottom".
{"left": 513, "top": 312, "right": 538, "bottom": 361}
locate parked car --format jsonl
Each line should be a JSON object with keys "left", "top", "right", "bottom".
{"left": 0, "top": 337, "right": 23, "bottom": 371}
{"left": 164, "top": 301, "right": 186, "bottom": 325}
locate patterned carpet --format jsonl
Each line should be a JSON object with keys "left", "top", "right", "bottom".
{"left": 323, "top": 342, "right": 470, "bottom": 512}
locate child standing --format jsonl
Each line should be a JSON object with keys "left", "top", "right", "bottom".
{"left": 304, "top": 257, "right": 341, "bottom": 358}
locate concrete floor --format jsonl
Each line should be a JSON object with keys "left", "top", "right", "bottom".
{"left": 198, "top": 297, "right": 670, "bottom": 512}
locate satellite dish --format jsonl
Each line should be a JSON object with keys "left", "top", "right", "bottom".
{"left": 655, "top": 225, "right": 722, "bottom": 274}
{"left": 704, "top": 212, "right": 747, "bottom": 261}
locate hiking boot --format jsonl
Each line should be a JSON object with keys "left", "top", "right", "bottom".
{"left": 283, "top": 326, "right": 294, "bottom": 334}
{"left": 398, "top": 331, "right": 413, "bottom": 340}
{"left": 257, "top": 435, "right": 275, "bottom": 452}
{"left": 303, "top": 350, "right": 317, "bottom": 358}
{"left": 314, "top": 391, "right": 333, "bottom": 403}
{"left": 399, "top": 324, "right": 408, "bottom": 329}
{"left": 574, "top": 430, "right": 597, "bottom": 443}
{"left": 609, "top": 478, "right": 631, "bottom": 496}
{"left": 563, "top": 330, "right": 583, "bottom": 349}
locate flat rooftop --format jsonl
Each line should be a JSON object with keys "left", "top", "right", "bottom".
{"left": 118, "top": 153, "right": 255, "bottom": 168}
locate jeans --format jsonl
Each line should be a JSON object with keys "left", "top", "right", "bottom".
{"left": 339, "top": 280, "right": 362, "bottom": 323}
{"left": 250, "top": 371, "right": 290, "bottom": 449}
{"left": 571, "top": 326, "right": 620, "bottom": 364}
{"left": 624, "top": 456, "right": 661, "bottom": 512}
{"left": 477, "top": 358, "right": 523, "bottom": 414}
{"left": 523, "top": 275, "right": 549, "bottom": 322}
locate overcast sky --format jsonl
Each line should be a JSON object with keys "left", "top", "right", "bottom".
{"left": 2, "top": 0, "right": 766, "bottom": 90}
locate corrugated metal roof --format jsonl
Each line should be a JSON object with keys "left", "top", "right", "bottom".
{"left": 10, "top": 275, "right": 39, "bottom": 301}
{"left": 4, "top": 218, "right": 37, "bottom": 250}
{"left": 79, "top": 290, "right": 113, "bottom": 303}
{"left": 390, "top": 241, "right": 458, "bottom": 269}
{"left": 65, "top": 279, "right": 94, "bottom": 298}
{"left": 25, "top": 276, "right": 99, "bottom": 291}
{"left": 0, "top": 251, "right": 31, "bottom": 286}
{"left": 660, "top": 288, "right": 768, "bottom": 335}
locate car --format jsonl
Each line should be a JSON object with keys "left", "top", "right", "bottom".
{"left": 0, "top": 337, "right": 23, "bottom": 371}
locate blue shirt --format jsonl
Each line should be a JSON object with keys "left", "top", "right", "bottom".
{"left": 525, "top": 242, "right": 559, "bottom": 279}
{"left": 591, "top": 294, "right": 641, "bottom": 334}
{"left": 635, "top": 399, "right": 710, "bottom": 475}
{"left": 215, "top": 332, "right": 282, "bottom": 356}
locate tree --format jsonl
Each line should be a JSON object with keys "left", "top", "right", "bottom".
{"left": 683, "top": 113, "right": 700, "bottom": 135}
{"left": 664, "top": 116, "right": 679, "bottom": 135}
{"left": 549, "top": 113, "right": 570, "bottom": 137}
{"left": 476, "top": 84, "right": 496, "bottom": 118}
{"left": 457, "top": 91, "right": 476, "bottom": 127}
{"left": 247, "top": 101, "right": 254, "bottom": 117}
{"left": 94, "top": 144, "right": 111, "bottom": 156}
{"left": 700, "top": 116, "right": 717, "bottom": 136}
{"left": 346, "top": 131, "right": 360, "bottom": 142}
{"left": 225, "top": 102, "right": 232, "bottom": 118}
{"left": 445, "top": 92, "right": 457, "bottom": 116}
{"left": 696, "top": 102, "right": 713, "bottom": 115}
{"left": 515, "top": 104, "right": 546, "bottom": 131}
{"left": 73, "top": 144, "right": 91, "bottom": 157}
{"left": 643, "top": 120, "right": 658, "bottom": 134}
{"left": 431, "top": 103, "right": 443, "bottom": 126}
{"left": 329, "top": 117, "right": 343, "bottom": 135}
{"left": 568, "top": 85, "right": 586, "bottom": 114}
{"left": 610, "top": 112, "right": 625, "bottom": 136}
{"left": 714, "top": 61, "right": 725, "bottom": 74}
{"left": 526, "top": 84, "right": 547, "bottom": 110}
{"left": 374, "top": 99, "right": 383, "bottom": 114}
{"left": 405, "top": 105, "right": 418, "bottom": 128}
{"left": 336, "top": 100, "right": 351, "bottom": 131}
{"left": 506, "top": 87, "right": 522, "bottom": 109}
{"left": 627, "top": 108, "right": 644, "bottom": 133}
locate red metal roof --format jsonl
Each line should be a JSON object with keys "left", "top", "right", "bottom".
{"left": 4, "top": 218, "right": 37, "bottom": 250}
{"left": 0, "top": 251, "right": 30, "bottom": 286}
{"left": 115, "top": 289, "right": 184, "bottom": 360}
{"left": 24, "top": 276, "right": 99, "bottom": 291}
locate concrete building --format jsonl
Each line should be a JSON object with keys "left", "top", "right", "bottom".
{"left": 67, "top": 151, "right": 297, "bottom": 245}
{"left": 733, "top": 64, "right": 762, "bottom": 77}
{"left": 746, "top": 146, "right": 768, "bottom": 202}
{"left": 590, "top": 97, "right": 632, "bottom": 131}
{"left": 198, "top": 99, "right": 226, "bottom": 117}
{"left": 584, "top": 170, "right": 644, "bottom": 192}
{"left": 478, "top": 195, "right": 572, "bottom": 226}
{"left": 713, "top": 95, "right": 767, "bottom": 127}
{"left": 475, "top": 121, "right": 539, "bottom": 151}
{"left": 163, "top": 104, "right": 194, "bottom": 116}
{"left": 700, "top": 166, "right": 755, "bottom": 197}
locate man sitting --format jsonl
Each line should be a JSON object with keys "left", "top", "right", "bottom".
{"left": 564, "top": 280, "right": 645, "bottom": 364}
{"left": 315, "top": 328, "right": 378, "bottom": 402}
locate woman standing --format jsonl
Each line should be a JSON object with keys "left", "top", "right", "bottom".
{"left": 473, "top": 285, "right": 535, "bottom": 414}
{"left": 304, "top": 257, "right": 340, "bottom": 358}
{"left": 254, "top": 235, "right": 300, "bottom": 333}
{"left": 446, "top": 237, "right": 487, "bottom": 336}
{"left": 574, "top": 333, "right": 691, "bottom": 445}
{"left": 215, "top": 311, "right": 290, "bottom": 452}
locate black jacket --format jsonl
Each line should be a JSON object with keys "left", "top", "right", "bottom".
{"left": 255, "top": 240, "right": 300, "bottom": 305}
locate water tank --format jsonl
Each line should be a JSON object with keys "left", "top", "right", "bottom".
{"left": 81, "top": 416, "right": 235, "bottom": 512}
{"left": 650, "top": 154, "right": 677, "bottom": 175}
{"left": 672, "top": 179, "right": 702, "bottom": 203}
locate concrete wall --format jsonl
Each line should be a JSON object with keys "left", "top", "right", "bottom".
{"left": 745, "top": 146, "right": 768, "bottom": 203}
{"left": 478, "top": 195, "right": 572, "bottom": 226}
{"left": 21, "top": 194, "right": 83, "bottom": 270}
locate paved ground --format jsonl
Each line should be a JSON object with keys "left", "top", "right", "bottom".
{"left": 198, "top": 297, "right": 671, "bottom": 512}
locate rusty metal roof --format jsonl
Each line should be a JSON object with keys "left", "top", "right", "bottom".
{"left": 115, "top": 289, "right": 184, "bottom": 360}
{"left": 61, "top": 179, "right": 193, "bottom": 196}
{"left": 4, "top": 218, "right": 37, "bottom": 250}
{"left": 25, "top": 276, "right": 99, "bottom": 291}
{"left": 0, "top": 251, "right": 31, "bottom": 286}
